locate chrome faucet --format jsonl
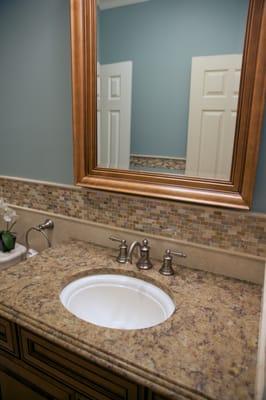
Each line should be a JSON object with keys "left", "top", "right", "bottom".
{"left": 127, "top": 239, "right": 153, "bottom": 270}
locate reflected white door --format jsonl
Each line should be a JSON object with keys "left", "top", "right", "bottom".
{"left": 97, "top": 61, "right": 132, "bottom": 169}
{"left": 185, "top": 54, "right": 242, "bottom": 180}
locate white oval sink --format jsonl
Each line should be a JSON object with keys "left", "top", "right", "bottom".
{"left": 60, "top": 274, "right": 175, "bottom": 330}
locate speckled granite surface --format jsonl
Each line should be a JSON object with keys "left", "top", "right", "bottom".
{"left": 0, "top": 241, "right": 262, "bottom": 400}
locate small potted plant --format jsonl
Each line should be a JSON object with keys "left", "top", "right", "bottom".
{"left": 0, "top": 198, "right": 17, "bottom": 253}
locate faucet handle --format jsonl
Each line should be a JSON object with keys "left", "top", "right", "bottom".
{"left": 168, "top": 249, "right": 186, "bottom": 258}
{"left": 109, "top": 236, "right": 124, "bottom": 243}
{"left": 109, "top": 236, "right": 128, "bottom": 263}
{"left": 159, "top": 249, "right": 186, "bottom": 276}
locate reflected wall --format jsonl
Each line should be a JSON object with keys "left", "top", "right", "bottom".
{"left": 97, "top": 0, "right": 249, "bottom": 179}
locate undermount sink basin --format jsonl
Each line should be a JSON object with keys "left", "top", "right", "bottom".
{"left": 60, "top": 274, "right": 175, "bottom": 330}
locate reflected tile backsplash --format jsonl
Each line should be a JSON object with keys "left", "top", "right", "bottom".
{"left": 0, "top": 177, "right": 265, "bottom": 257}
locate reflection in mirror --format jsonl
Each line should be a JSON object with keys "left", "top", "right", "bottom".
{"left": 96, "top": 0, "right": 249, "bottom": 180}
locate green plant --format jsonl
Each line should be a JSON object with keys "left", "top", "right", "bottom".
{"left": 0, "top": 198, "right": 17, "bottom": 252}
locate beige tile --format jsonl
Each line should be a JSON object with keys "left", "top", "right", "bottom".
{"left": 0, "top": 176, "right": 265, "bottom": 258}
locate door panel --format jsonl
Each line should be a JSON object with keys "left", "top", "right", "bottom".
{"left": 186, "top": 54, "right": 242, "bottom": 180}
{"left": 98, "top": 61, "right": 132, "bottom": 169}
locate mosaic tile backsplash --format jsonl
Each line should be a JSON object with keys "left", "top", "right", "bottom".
{"left": 0, "top": 177, "right": 265, "bottom": 258}
{"left": 130, "top": 155, "right": 186, "bottom": 171}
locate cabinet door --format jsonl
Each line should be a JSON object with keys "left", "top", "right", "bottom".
{"left": 74, "top": 395, "right": 94, "bottom": 400}
{"left": 0, "top": 368, "right": 73, "bottom": 400}
{"left": 0, "top": 369, "right": 51, "bottom": 400}
{"left": 20, "top": 328, "right": 138, "bottom": 400}
{"left": 0, "top": 318, "right": 19, "bottom": 357}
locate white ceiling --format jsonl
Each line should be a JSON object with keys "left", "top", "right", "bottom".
{"left": 98, "top": 0, "right": 151, "bottom": 11}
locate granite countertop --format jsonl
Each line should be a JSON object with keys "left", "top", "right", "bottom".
{"left": 0, "top": 240, "right": 262, "bottom": 400}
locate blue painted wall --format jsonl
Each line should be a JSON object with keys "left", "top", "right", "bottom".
{"left": 0, "top": 0, "right": 73, "bottom": 184}
{"left": 99, "top": 0, "right": 248, "bottom": 157}
{"left": 0, "top": 0, "right": 264, "bottom": 212}
{"left": 253, "top": 111, "right": 266, "bottom": 213}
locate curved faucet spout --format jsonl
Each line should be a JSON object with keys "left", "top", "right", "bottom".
{"left": 127, "top": 241, "right": 141, "bottom": 264}
{"left": 127, "top": 239, "right": 153, "bottom": 270}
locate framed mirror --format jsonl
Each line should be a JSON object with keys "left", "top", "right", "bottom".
{"left": 70, "top": 0, "right": 266, "bottom": 209}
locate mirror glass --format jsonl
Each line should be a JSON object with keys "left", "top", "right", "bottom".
{"left": 96, "top": 0, "right": 249, "bottom": 180}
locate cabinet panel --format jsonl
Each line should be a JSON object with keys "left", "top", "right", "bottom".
{"left": 0, "top": 318, "right": 19, "bottom": 357}
{"left": 20, "top": 328, "right": 138, "bottom": 400}
{"left": 74, "top": 395, "right": 90, "bottom": 400}
{"left": 0, "top": 358, "right": 73, "bottom": 400}
{"left": 0, "top": 321, "right": 184, "bottom": 400}
{"left": 0, "top": 369, "right": 48, "bottom": 400}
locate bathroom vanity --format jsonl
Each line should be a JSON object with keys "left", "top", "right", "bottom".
{"left": 0, "top": 0, "right": 265, "bottom": 398}
{"left": 0, "top": 241, "right": 262, "bottom": 400}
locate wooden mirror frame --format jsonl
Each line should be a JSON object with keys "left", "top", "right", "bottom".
{"left": 70, "top": 0, "right": 266, "bottom": 209}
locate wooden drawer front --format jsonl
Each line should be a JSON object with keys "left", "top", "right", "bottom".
{"left": 0, "top": 317, "right": 19, "bottom": 357}
{"left": 20, "top": 328, "right": 138, "bottom": 400}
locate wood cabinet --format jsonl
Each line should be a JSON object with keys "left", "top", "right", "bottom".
{"left": 0, "top": 317, "right": 168, "bottom": 400}
{"left": 0, "top": 369, "right": 49, "bottom": 400}
{"left": 0, "top": 367, "right": 72, "bottom": 400}
{"left": 0, "top": 318, "right": 19, "bottom": 357}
